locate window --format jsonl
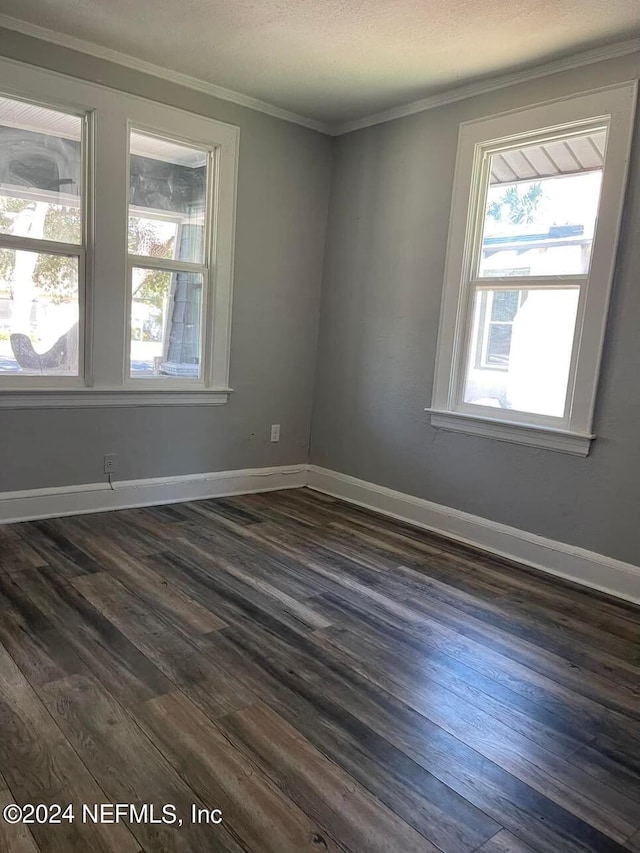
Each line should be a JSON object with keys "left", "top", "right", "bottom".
{"left": 475, "top": 290, "right": 528, "bottom": 372}
{"left": 127, "top": 131, "right": 210, "bottom": 380}
{"left": 0, "top": 58, "right": 238, "bottom": 407}
{"left": 429, "top": 83, "right": 637, "bottom": 455}
{"left": 0, "top": 97, "right": 85, "bottom": 379}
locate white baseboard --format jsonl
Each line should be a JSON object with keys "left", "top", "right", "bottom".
{"left": 2, "top": 460, "right": 637, "bottom": 604}
{"left": 307, "top": 465, "right": 640, "bottom": 605}
{"left": 0, "top": 464, "right": 308, "bottom": 524}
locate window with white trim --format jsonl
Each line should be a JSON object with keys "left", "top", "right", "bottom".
{"left": 127, "top": 131, "right": 211, "bottom": 381}
{"left": 0, "top": 98, "right": 86, "bottom": 379}
{"left": 429, "top": 83, "right": 637, "bottom": 455}
{"left": 0, "top": 58, "right": 238, "bottom": 407}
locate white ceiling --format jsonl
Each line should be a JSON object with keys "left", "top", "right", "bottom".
{"left": 0, "top": 0, "right": 638, "bottom": 128}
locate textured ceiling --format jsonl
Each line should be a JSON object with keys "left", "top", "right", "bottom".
{"left": 0, "top": 0, "right": 638, "bottom": 125}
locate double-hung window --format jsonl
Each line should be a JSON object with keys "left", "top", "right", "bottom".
{"left": 127, "top": 131, "right": 212, "bottom": 383}
{"left": 0, "top": 97, "right": 87, "bottom": 383}
{"left": 0, "top": 57, "right": 238, "bottom": 407}
{"left": 429, "top": 83, "right": 637, "bottom": 455}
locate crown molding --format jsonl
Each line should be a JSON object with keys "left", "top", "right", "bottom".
{"left": 333, "top": 37, "right": 640, "bottom": 135}
{"left": 0, "top": 13, "right": 637, "bottom": 138}
{"left": 0, "top": 13, "right": 333, "bottom": 135}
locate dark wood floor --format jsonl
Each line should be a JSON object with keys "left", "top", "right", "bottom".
{"left": 0, "top": 487, "right": 638, "bottom": 853}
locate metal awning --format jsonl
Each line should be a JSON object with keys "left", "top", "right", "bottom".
{"left": 490, "top": 130, "right": 606, "bottom": 185}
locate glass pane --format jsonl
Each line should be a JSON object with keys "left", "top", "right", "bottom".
{"left": 129, "top": 131, "right": 208, "bottom": 264}
{"left": 0, "top": 97, "right": 83, "bottom": 245}
{"left": 464, "top": 287, "right": 579, "bottom": 417}
{"left": 130, "top": 266, "right": 203, "bottom": 379}
{"left": 491, "top": 290, "right": 520, "bottom": 322}
{"left": 485, "top": 324, "right": 512, "bottom": 366}
{"left": 479, "top": 129, "right": 606, "bottom": 278}
{"left": 0, "top": 248, "right": 79, "bottom": 375}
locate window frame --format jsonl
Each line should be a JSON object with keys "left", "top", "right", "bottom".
{"left": 428, "top": 82, "right": 638, "bottom": 455}
{"left": 124, "top": 123, "right": 216, "bottom": 387}
{"left": 0, "top": 57, "right": 239, "bottom": 408}
{"left": 0, "top": 97, "right": 91, "bottom": 390}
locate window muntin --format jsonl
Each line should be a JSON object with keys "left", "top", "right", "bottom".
{"left": 127, "top": 130, "right": 212, "bottom": 380}
{"left": 0, "top": 96, "right": 85, "bottom": 378}
{"left": 0, "top": 60, "right": 238, "bottom": 405}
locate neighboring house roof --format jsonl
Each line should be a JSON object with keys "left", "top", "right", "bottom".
{"left": 483, "top": 224, "right": 588, "bottom": 256}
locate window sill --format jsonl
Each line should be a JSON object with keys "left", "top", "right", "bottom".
{"left": 0, "top": 389, "right": 232, "bottom": 409}
{"left": 426, "top": 409, "right": 594, "bottom": 456}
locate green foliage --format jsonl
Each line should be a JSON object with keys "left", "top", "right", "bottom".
{"left": 132, "top": 269, "right": 169, "bottom": 310}
{"left": 0, "top": 198, "right": 170, "bottom": 307}
{"left": 0, "top": 199, "right": 80, "bottom": 304}
{"left": 43, "top": 204, "right": 81, "bottom": 244}
{"left": 0, "top": 196, "right": 25, "bottom": 231}
{"left": 128, "top": 218, "right": 174, "bottom": 310}
{"left": 488, "top": 182, "right": 543, "bottom": 225}
{"left": 33, "top": 254, "right": 78, "bottom": 304}
{"left": 128, "top": 217, "right": 174, "bottom": 259}
{"left": 0, "top": 247, "right": 13, "bottom": 285}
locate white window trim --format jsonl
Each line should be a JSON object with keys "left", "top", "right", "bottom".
{"left": 428, "top": 82, "right": 637, "bottom": 455}
{"left": 0, "top": 99, "right": 90, "bottom": 394}
{"left": 0, "top": 57, "right": 239, "bottom": 408}
{"left": 125, "top": 123, "right": 214, "bottom": 388}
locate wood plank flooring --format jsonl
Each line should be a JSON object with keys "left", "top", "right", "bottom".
{"left": 0, "top": 487, "right": 638, "bottom": 853}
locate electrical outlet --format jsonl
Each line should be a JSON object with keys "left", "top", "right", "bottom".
{"left": 270, "top": 424, "right": 280, "bottom": 443}
{"left": 103, "top": 453, "right": 117, "bottom": 474}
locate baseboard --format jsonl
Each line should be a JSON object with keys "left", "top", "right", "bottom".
{"left": 307, "top": 465, "right": 640, "bottom": 605}
{"left": 0, "top": 464, "right": 308, "bottom": 524}
{"left": 3, "top": 460, "right": 637, "bottom": 604}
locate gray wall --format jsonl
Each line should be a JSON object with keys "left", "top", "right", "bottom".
{"left": 0, "top": 28, "right": 332, "bottom": 491}
{"left": 311, "top": 53, "right": 640, "bottom": 565}
{"left": 1, "top": 28, "right": 638, "bottom": 568}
